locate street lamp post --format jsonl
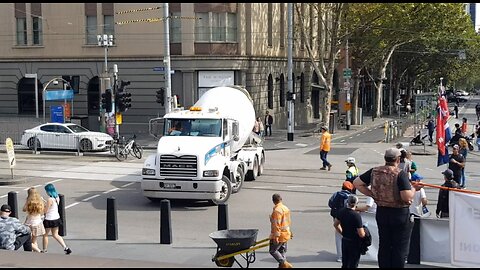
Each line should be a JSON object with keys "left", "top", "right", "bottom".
{"left": 43, "top": 77, "right": 72, "bottom": 123}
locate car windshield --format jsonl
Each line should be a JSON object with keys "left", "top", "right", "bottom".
{"left": 67, "top": 124, "right": 90, "bottom": 133}
{"left": 164, "top": 119, "right": 222, "bottom": 137}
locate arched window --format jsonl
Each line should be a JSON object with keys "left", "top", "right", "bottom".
{"left": 17, "top": 77, "right": 43, "bottom": 115}
{"left": 300, "top": 72, "right": 305, "bottom": 103}
{"left": 87, "top": 76, "right": 100, "bottom": 115}
{"left": 268, "top": 74, "right": 273, "bottom": 109}
{"left": 279, "top": 73, "right": 285, "bottom": 107}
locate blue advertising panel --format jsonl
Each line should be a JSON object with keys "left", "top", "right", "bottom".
{"left": 50, "top": 105, "right": 64, "bottom": 123}
{"left": 45, "top": 90, "right": 74, "bottom": 101}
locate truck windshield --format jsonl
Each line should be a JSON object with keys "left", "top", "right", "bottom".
{"left": 164, "top": 119, "right": 222, "bottom": 137}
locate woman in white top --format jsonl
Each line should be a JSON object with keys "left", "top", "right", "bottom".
{"left": 22, "top": 187, "right": 45, "bottom": 252}
{"left": 43, "top": 183, "right": 72, "bottom": 254}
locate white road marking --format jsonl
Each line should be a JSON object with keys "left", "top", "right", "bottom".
{"left": 82, "top": 194, "right": 100, "bottom": 202}
{"left": 287, "top": 185, "right": 305, "bottom": 188}
{"left": 121, "top": 182, "right": 135, "bottom": 188}
{"left": 103, "top": 188, "right": 119, "bottom": 194}
{"left": 425, "top": 168, "right": 433, "bottom": 171}
{"left": 250, "top": 186, "right": 272, "bottom": 189}
{"left": 296, "top": 143, "right": 308, "bottom": 147}
{"left": 0, "top": 195, "right": 7, "bottom": 199}
{"left": 65, "top": 202, "right": 80, "bottom": 209}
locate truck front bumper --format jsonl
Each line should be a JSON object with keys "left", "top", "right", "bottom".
{"left": 141, "top": 178, "right": 223, "bottom": 200}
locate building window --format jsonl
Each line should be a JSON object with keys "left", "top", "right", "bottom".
{"left": 268, "top": 74, "right": 274, "bottom": 109}
{"left": 267, "top": 4, "right": 273, "bottom": 47}
{"left": 86, "top": 16, "right": 97, "bottom": 44}
{"left": 279, "top": 74, "right": 285, "bottom": 107}
{"left": 170, "top": 12, "right": 181, "bottom": 43}
{"left": 195, "top": 12, "right": 237, "bottom": 42}
{"left": 16, "top": 18, "right": 27, "bottom": 46}
{"left": 32, "top": 17, "right": 43, "bottom": 45}
{"left": 104, "top": 15, "right": 114, "bottom": 36}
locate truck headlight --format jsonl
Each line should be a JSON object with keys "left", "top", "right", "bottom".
{"left": 203, "top": 170, "right": 219, "bottom": 177}
{"left": 142, "top": 168, "right": 156, "bottom": 175}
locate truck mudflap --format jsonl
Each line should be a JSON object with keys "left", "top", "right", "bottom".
{"left": 141, "top": 176, "right": 231, "bottom": 204}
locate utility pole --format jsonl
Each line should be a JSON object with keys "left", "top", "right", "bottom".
{"left": 113, "top": 64, "right": 119, "bottom": 136}
{"left": 163, "top": 3, "right": 172, "bottom": 114}
{"left": 287, "top": 3, "right": 294, "bottom": 141}
{"left": 345, "top": 37, "right": 351, "bottom": 130}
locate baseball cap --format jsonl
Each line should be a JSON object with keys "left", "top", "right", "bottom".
{"left": 0, "top": 204, "right": 11, "bottom": 213}
{"left": 384, "top": 148, "right": 401, "bottom": 158}
{"left": 442, "top": 169, "right": 454, "bottom": 180}
{"left": 342, "top": 181, "right": 354, "bottom": 191}
{"left": 345, "top": 157, "right": 356, "bottom": 163}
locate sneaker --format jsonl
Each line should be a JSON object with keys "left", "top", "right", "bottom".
{"left": 64, "top": 247, "right": 72, "bottom": 255}
{"left": 328, "top": 164, "right": 332, "bottom": 171}
{"left": 320, "top": 167, "right": 327, "bottom": 170}
{"left": 41, "top": 250, "right": 47, "bottom": 253}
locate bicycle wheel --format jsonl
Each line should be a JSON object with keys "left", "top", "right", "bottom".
{"left": 132, "top": 143, "right": 143, "bottom": 159}
{"left": 115, "top": 145, "right": 128, "bottom": 161}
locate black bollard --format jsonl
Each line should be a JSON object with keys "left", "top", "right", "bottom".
{"left": 58, "top": 194, "right": 67, "bottom": 236}
{"left": 217, "top": 203, "right": 229, "bottom": 231}
{"left": 160, "top": 199, "right": 172, "bottom": 244}
{"left": 7, "top": 191, "right": 18, "bottom": 218}
{"left": 407, "top": 216, "right": 421, "bottom": 264}
{"left": 106, "top": 197, "right": 118, "bottom": 240}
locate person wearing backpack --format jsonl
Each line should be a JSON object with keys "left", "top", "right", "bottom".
{"left": 328, "top": 181, "right": 355, "bottom": 262}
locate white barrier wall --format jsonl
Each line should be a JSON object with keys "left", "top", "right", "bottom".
{"left": 450, "top": 192, "right": 480, "bottom": 267}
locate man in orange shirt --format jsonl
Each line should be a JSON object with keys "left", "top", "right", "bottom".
{"left": 269, "top": 193, "right": 293, "bottom": 268}
{"left": 320, "top": 126, "right": 332, "bottom": 171}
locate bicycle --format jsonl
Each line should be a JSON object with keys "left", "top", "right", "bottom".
{"left": 111, "top": 134, "right": 143, "bottom": 161}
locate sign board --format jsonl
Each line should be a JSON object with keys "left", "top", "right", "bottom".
{"left": 344, "top": 102, "right": 352, "bottom": 111}
{"left": 64, "top": 103, "right": 71, "bottom": 120}
{"left": 198, "top": 71, "right": 234, "bottom": 87}
{"left": 331, "top": 100, "right": 339, "bottom": 104}
{"left": 5, "top": 138, "right": 15, "bottom": 168}
{"left": 116, "top": 112, "right": 122, "bottom": 125}
{"left": 45, "top": 90, "right": 74, "bottom": 101}
{"left": 153, "top": 67, "right": 165, "bottom": 72}
{"left": 50, "top": 105, "right": 65, "bottom": 123}
{"left": 343, "top": 68, "right": 352, "bottom": 78}
{"left": 396, "top": 99, "right": 403, "bottom": 106}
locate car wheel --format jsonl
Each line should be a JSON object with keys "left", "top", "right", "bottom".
{"left": 27, "top": 137, "right": 41, "bottom": 150}
{"left": 79, "top": 139, "right": 93, "bottom": 152}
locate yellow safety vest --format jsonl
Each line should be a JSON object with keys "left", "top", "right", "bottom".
{"left": 270, "top": 202, "right": 292, "bottom": 243}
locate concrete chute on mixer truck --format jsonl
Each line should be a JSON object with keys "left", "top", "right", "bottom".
{"left": 141, "top": 86, "right": 265, "bottom": 204}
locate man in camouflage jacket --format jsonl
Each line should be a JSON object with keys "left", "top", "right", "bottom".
{"left": 0, "top": 204, "right": 32, "bottom": 251}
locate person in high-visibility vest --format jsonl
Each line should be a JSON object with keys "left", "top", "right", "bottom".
{"left": 345, "top": 157, "right": 359, "bottom": 194}
{"left": 269, "top": 193, "right": 293, "bottom": 268}
{"left": 320, "top": 126, "right": 332, "bottom": 171}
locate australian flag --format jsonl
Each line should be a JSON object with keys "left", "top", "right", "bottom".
{"left": 436, "top": 95, "right": 452, "bottom": 166}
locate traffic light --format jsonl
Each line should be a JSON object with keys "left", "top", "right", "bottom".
{"left": 101, "top": 89, "right": 112, "bottom": 113}
{"left": 156, "top": 88, "right": 165, "bottom": 105}
{"left": 116, "top": 91, "right": 132, "bottom": 113}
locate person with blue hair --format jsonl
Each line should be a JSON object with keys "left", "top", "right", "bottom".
{"left": 42, "top": 183, "right": 72, "bottom": 254}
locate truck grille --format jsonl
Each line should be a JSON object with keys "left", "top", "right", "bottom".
{"left": 160, "top": 155, "right": 198, "bottom": 177}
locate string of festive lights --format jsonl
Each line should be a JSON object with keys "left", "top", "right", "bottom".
{"left": 115, "top": 6, "right": 161, "bottom": 15}
{"left": 115, "top": 16, "right": 201, "bottom": 25}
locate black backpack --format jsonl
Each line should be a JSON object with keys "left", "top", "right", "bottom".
{"left": 360, "top": 225, "right": 372, "bottom": 255}
{"left": 328, "top": 190, "right": 350, "bottom": 218}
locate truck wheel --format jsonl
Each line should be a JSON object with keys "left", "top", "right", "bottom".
{"left": 212, "top": 176, "right": 232, "bottom": 205}
{"left": 246, "top": 156, "right": 259, "bottom": 181}
{"left": 258, "top": 152, "right": 265, "bottom": 176}
{"left": 231, "top": 166, "right": 244, "bottom": 194}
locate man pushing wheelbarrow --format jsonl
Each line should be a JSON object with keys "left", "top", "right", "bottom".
{"left": 210, "top": 193, "right": 293, "bottom": 268}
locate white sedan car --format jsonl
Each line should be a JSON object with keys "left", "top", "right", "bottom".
{"left": 21, "top": 123, "right": 113, "bottom": 152}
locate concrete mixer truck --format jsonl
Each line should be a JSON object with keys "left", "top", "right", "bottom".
{"left": 141, "top": 85, "right": 265, "bottom": 204}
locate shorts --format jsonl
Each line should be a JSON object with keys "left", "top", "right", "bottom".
{"left": 29, "top": 223, "right": 46, "bottom": 236}
{"left": 43, "top": 218, "right": 62, "bottom": 228}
